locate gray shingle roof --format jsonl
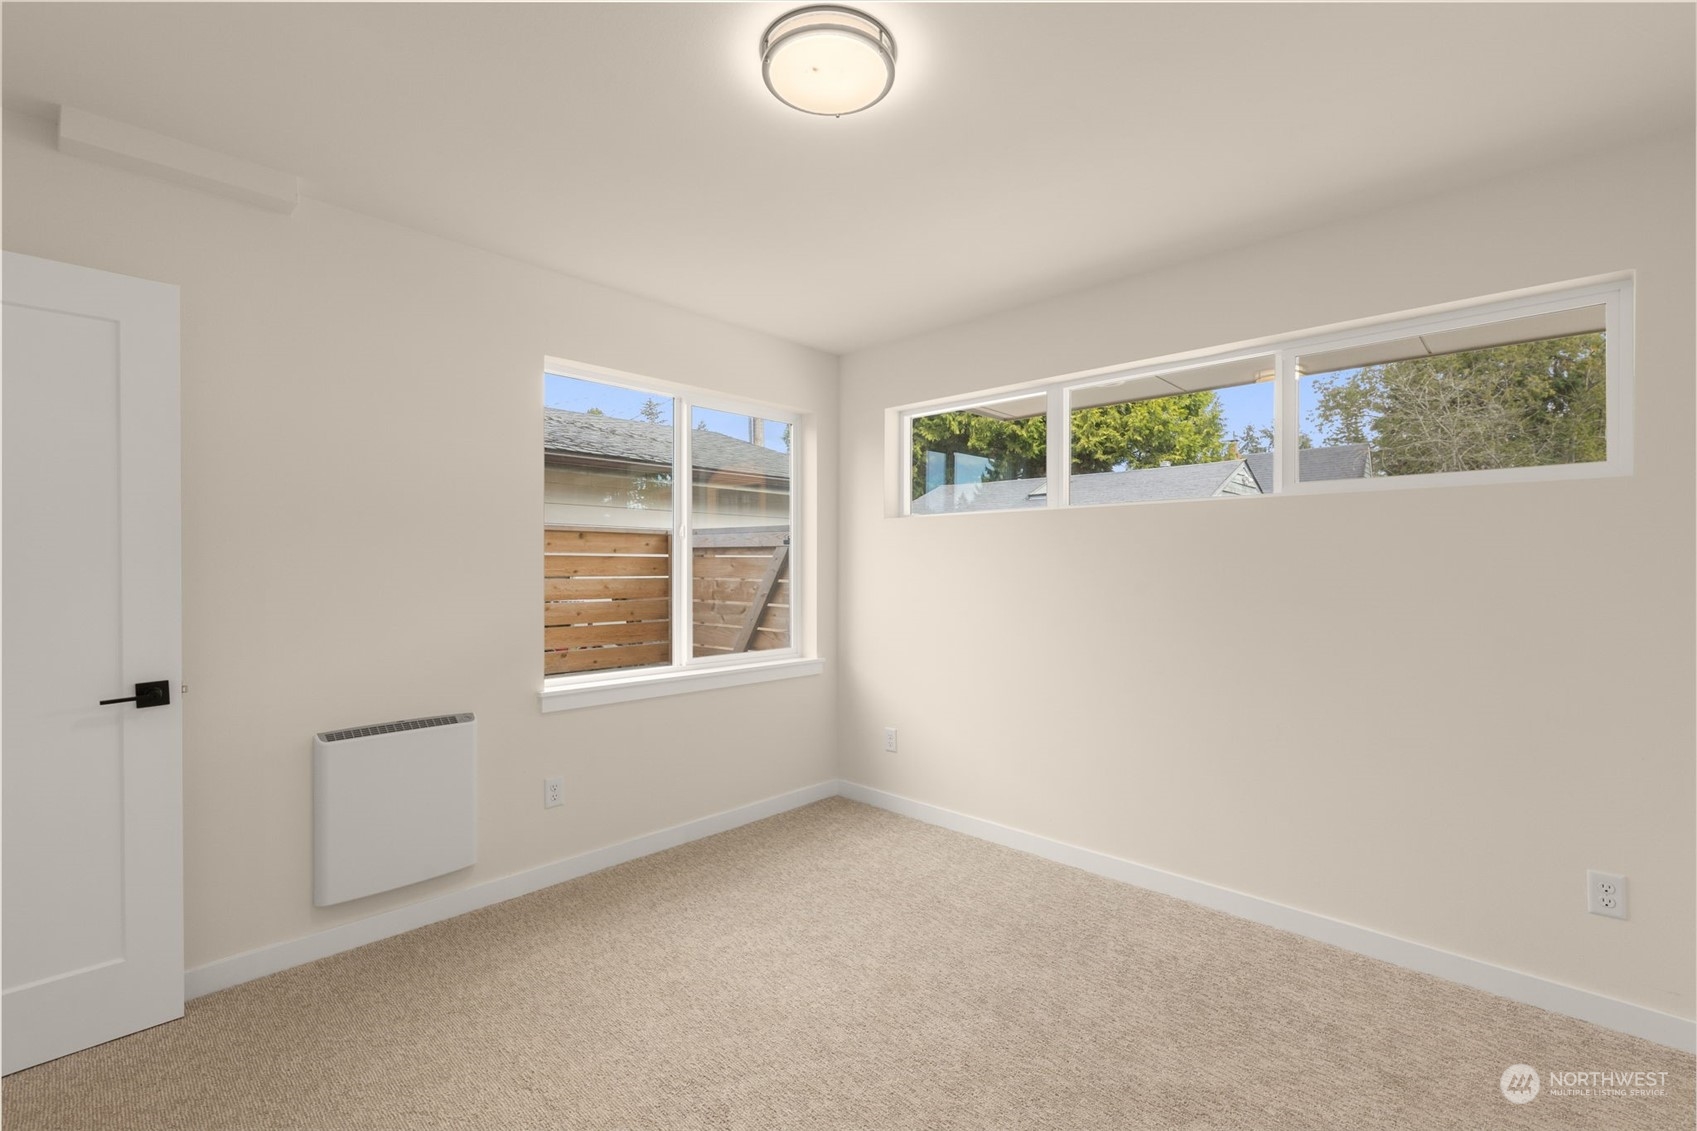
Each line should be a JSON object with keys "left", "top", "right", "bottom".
{"left": 910, "top": 477, "right": 1048, "bottom": 515}
{"left": 910, "top": 445, "right": 1373, "bottom": 514}
{"left": 544, "top": 408, "right": 789, "bottom": 479}
{"left": 912, "top": 460, "right": 1259, "bottom": 514}
{"left": 1242, "top": 444, "right": 1371, "bottom": 489}
{"left": 1072, "top": 461, "right": 1259, "bottom": 505}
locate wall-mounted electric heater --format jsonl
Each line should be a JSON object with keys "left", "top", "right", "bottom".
{"left": 312, "top": 712, "right": 477, "bottom": 907}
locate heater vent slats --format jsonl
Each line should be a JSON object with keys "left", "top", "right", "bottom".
{"left": 318, "top": 712, "right": 474, "bottom": 743}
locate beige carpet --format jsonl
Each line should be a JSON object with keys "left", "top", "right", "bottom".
{"left": 4, "top": 798, "right": 1692, "bottom": 1130}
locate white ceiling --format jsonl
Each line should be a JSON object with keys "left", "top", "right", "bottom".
{"left": 4, "top": 3, "right": 1692, "bottom": 354}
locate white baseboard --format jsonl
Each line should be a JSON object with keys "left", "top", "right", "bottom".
{"left": 186, "top": 776, "right": 1695, "bottom": 1055}
{"left": 184, "top": 780, "right": 838, "bottom": 1000}
{"left": 838, "top": 781, "right": 1697, "bottom": 1054}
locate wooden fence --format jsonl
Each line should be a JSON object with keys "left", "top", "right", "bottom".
{"left": 692, "top": 528, "right": 791, "bottom": 658}
{"left": 544, "top": 525, "right": 790, "bottom": 676}
{"left": 543, "top": 528, "right": 671, "bottom": 675}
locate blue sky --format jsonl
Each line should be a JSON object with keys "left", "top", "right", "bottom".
{"left": 546, "top": 374, "right": 789, "bottom": 452}
{"left": 1214, "top": 382, "right": 1273, "bottom": 437}
{"left": 1214, "top": 380, "right": 1330, "bottom": 443}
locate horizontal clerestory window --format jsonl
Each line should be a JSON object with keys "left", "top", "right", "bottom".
{"left": 898, "top": 277, "right": 1630, "bottom": 516}
{"left": 1295, "top": 305, "right": 1608, "bottom": 481}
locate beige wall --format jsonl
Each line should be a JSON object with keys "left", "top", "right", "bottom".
{"left": 838, "top": 132, "right": 1696, "bottom": 1020}
{"left": 6, "top": 102, "right": 1691, "bottom": 1025}
{"left": 2, "top": 110, "right": 838, "bottom": 971}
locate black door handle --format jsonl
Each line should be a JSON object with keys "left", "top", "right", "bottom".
{"left": 99, "top": 680, "right": 171, "bottom": 709}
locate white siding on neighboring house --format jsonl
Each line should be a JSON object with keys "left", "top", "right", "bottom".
{"left": 1214, "top": 464, "right": 1260, "bottom": 497}
{"left": 543, "top": 465, "right": 671, "bottom": 530}
{"left": 543, "top": 464, "right": 790, "bottom": 530}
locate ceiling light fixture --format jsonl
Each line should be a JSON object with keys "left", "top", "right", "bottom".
{"left": 761, "top": 5, "right": 897, "bottom": 117}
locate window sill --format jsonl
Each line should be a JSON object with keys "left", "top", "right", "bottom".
{"left": 539, "top": 657, "right": 824, "bottom": 712}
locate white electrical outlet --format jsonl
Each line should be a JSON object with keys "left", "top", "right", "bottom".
{"left": 1587, "top": 870, "right": 1627, "bottom": 919}
{"left": 544, "top": 777, "right": 564, "bottom": 809}
{"left": 883, "top": 727, "right": 898, "bottom": 753}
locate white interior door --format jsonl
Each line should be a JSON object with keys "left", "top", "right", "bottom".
{"left": 3, "top": 251, "right": 183, "bottom": 1074}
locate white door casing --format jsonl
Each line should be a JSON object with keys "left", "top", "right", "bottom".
{"left": 2, "top": 251, "right": 183, "bottom": 1074}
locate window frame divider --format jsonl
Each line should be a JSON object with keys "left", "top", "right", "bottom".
{"left": 1045, "top": 386, "right": 1070, "bottom": 508}
{"left": 672, "top": 396, "right": 694, "bottom": 666}
{"left": 1274, "top": 352, "right": 1299, "bottom": 494}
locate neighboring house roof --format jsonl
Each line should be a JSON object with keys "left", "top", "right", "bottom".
{"left": 911, "top": 460, "right": 1260, "bottom": 515}
{"left": 911, "top": 476, "right": 1048, "bottom": 515}
{"left": 1071, "top": 461, "right": 1260, "bottom": 505}
{"left": 544, "top": 408, "right": 789, "bottom": 479}
{"left": 1242, "top": 444, "right": 1371, "bottom": 490}
{"left": 910, "top": 444, "right": 1374, "bottom": 514}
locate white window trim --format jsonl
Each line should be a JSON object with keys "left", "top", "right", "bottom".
{"left": 893, "top": 274, "right": 1633, "bottom": 516}
{"left": 539, "top": 656, "right": 824, "bottom": 712}
{"left": 542, "top": 357, "right": 809, "bottom": 703}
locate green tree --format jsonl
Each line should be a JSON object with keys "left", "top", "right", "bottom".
{"left": 1070, "top": 393, "right": 1229, "bottom": 473}
{"left": 1228, "top": 423, "right": 1311, "bottom": 456}
{"left": 638, "top": 397, "right": 665, "bottom": 424}
{"left": 910, "top": 392, "right": 1234, "bottom": 499}
{"left": 909, "top": 412, "right": 1047, "bottom": 499}
{"left": 1309, "top": 333, "right": 1605, "bottom": 476}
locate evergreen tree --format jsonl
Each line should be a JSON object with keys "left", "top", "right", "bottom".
{"left": 1308, "top": 333, "right": 1605, "bottom": 475}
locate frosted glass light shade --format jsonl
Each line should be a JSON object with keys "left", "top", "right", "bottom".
{"left": 762, "top": 6, "right": 897, "bottom": 116}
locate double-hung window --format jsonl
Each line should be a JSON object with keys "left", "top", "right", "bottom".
{"left": 542, "top": 361, "right": 808, "bottom": 708}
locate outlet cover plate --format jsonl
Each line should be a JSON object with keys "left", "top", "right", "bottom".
{"left": 544, "top": 777, "right": 564, "bottom": 809}
{"left": 1587, "top": 870, "right": 1627, "bottom": 919}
